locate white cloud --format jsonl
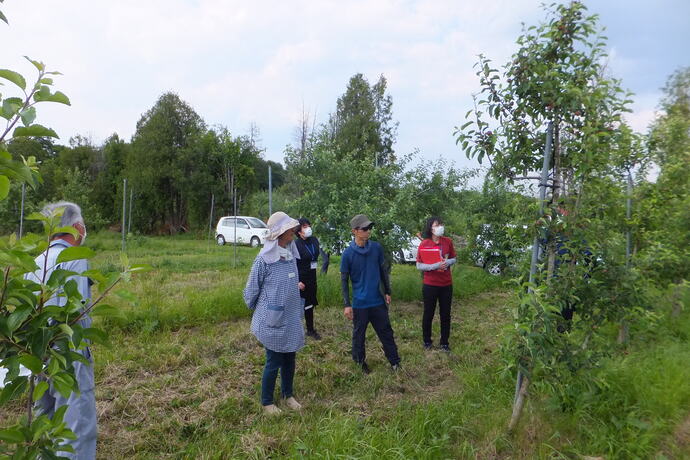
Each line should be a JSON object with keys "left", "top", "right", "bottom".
{"left": 0, "top": 0, "right": 677, "bottom": 168}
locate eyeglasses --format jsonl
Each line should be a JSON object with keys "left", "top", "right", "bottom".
{"left": 356, "top": 226, "right": 372, "bottom": 232}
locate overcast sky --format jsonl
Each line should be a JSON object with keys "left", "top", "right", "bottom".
{"left": 1, "top": 1, "right": 688, "bottom": 172}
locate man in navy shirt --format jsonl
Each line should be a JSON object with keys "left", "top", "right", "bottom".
{"left": 341, "top": 214, "right": 401, "bottom": 373}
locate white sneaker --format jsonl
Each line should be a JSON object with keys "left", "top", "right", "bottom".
{"left": 284, "top": 397, "right": 302, "bottom": 410}
{"left": 263, "top": 404, "right": 282, "bottom": 415}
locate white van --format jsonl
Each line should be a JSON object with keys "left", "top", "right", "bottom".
{"left": 215, "top": 216, "right": 269, "bottom": 247}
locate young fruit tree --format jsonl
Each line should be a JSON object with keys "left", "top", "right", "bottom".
{"left": 455, "top": 1, "right": 650, "bottom": 432}
{"left": 0, "top": 8, "right": 149, "bottom": 457}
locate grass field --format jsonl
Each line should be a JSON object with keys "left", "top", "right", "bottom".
{"left": 6, "top": 233, "right": 690, "bottom": 458}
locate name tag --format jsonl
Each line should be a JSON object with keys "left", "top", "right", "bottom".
{"left": 310, "top": 261, "right": 318, "bottom": 270}
{"left": 288, "top": 272, "right": 295, "bottom": 278}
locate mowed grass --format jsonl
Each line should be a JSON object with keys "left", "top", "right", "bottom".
{"left": 6, "top": 232, "right": 688, "bottom": 459}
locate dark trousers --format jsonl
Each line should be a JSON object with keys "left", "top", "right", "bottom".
{"left": 304, "top": 306, "right": 315, "bottom": 332}
{"left": 422, "top": 284, "right": 453, "bottom": 346}
{"left": 261, "top": 348, "right": 296, "bottom": 406}
{"left": 352, "top": 304, "right": 400, "bottom": 365}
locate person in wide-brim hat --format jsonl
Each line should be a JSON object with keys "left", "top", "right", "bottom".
{"left": 243, "top": 211, "right": 306, "bottom": 415}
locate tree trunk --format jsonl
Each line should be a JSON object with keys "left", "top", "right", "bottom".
{"left": 508, "top": 375, "right": 530, "bottom": 433}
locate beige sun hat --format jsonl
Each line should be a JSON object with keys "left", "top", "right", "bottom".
{"left": 266, "top": 212, "right": 300, "bottom": 241}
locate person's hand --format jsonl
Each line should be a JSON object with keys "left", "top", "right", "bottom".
{"left": 298, "top": 282, "right": 305, "bottom": 290}
{"left": 344, "top": 306, "right": 353, "bottom": 320}
{"left": 385, "top": 294, "right": 391, "bottom": 305}
{"left": 438, "top": 260, "right": 448, "bottom": 271}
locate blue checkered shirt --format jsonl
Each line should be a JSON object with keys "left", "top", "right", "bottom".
{"left": 244, "top": 256, "right": 305, "bottom": 353}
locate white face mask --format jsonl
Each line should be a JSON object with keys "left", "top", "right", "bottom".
{"left": 432, "top": 225, "right": 445, "bottom": 237}
{"left": 303, "top": 227, "right": 313, "bottom": 238}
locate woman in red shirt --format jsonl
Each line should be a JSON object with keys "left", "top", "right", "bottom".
{"left": 416, "top": 217, "right": 457, "bottom": 351}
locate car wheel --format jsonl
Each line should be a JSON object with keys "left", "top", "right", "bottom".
{"left": 487, "top": 263, "right": 502, "bottom": 275}
{"left": 250, "top": 236, "right": 260, "bottom": 248}
{"left": 394, "top": 249, "right": 405, "bottom": 264}
{"left": 216, "top": 235, "right": 225, "bottom": 246}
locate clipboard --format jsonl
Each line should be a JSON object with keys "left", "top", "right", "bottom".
{"left": 418, "top": 247, "right": 443, "bottom": 264}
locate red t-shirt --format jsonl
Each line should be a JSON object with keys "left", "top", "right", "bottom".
{"left": 416, "top": 237, "right": 456, "bottom": 286}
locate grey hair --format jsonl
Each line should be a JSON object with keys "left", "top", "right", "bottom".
{"left": 41, "top": 201, "right": 84, "bottom": 228}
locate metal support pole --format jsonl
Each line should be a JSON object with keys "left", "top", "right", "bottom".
{"left": 233, "top": 186, "right": 237, "bottom": 269}
{"left": 268, "top": 165, "right": 273, "bottom": 216}
{"left": 122, "top": 178, "right": 127, "bottom": 252}
{"left": 19, "top": 183, "right": 25, "bottom": 238}
{"left": 128, "top": 188, "right": 134, "bottom": 234}
{"left": 208, "top": 193, "right": 215, "bottom": 241}
{"left": 514, "top": 121, "right": 554, "bottom": 403}
{"left": 626, "top": 171, "right": 632, "bottom": 267}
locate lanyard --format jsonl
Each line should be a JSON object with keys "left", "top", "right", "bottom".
{"left": 304, "top": 242, "right": 317, "bottom": 261}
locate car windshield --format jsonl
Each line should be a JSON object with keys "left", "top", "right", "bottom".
{"left": 246, "top": 218, "right": 267, "bottom": 228}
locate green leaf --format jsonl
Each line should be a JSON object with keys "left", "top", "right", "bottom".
{"left": 32, "top": 381, "right": 49, "bottom": 401}
{"left": 24, "top": 56, "right": 45, "bottom": 72}
{"left": 0, "top": 10, "right": 8, "bottom": 25}
{"left": 0, "top": 69, "right": 26, "bottom": 90}
{"left": 33, "top": 90, "right": 70, "bottom": 106}
{"left": 129, "top": 263, "right": 152, "bottom": 273}
{"left": 58, "top": 323, "right": 74, "bottom": 337}
{"left": 20, "top": 106, "right": 36, "bottom": 126}
{"left": 90, "top": 304, "right": 125, "bottom": 319}
{"left": 53, "top": 225, "right": 79, "bottom": 238}
{"left": 115, "top": 289, "right": 137, "bottom": 305}
{"left": 56, "top": 246, "right": 95, "bottom": 263}
{"left": 51, "top": 372, "right": 75, "bottom": 398}
{"left": 82, "top": 327, "right": 109, "bottom": 345}
{"left": 30, "top": 328, "right": 53, "bottom": 359}
{"left": 0, "top": 376, "right": 28, "bottom": 405}
{"left": 0, "top": 174, "right": 9, "bottom": 199}
{"left": 0, "top": 428, "right": 25, "bottom": 443}
{"left": 1, "top": 96, "right": 23, "bottom": 119}
{"left": 13, "top": 124, "right": 59, "bottom": 139}
{"left": 81, "top": 269, "right": 106, "bottom": 284}
{"left": 7, "top": 304, "right": 32, "bottom": 333}
{"left": 18, "top": 354, "right": 43, "bottom": 374}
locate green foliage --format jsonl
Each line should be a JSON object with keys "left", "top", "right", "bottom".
{"left": 636, "top": 66, "right": 690, "bottom": 285}
{"left": 0, "top": 12, "right": 148, "bottom": 455}
{"left": 285, "top": 129, "right": 472, "bottom": 259}
{"left": 459, "top": 178, "right": 533, "bottom": 274}
{"left": 328, "top": 73, "right": 398, "bottom": 166}
{"left": 0, "top": 207, "right": 149, "bottom": 457}
{"left": 456, "top": 1, "right": 657, "bottom": 430}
